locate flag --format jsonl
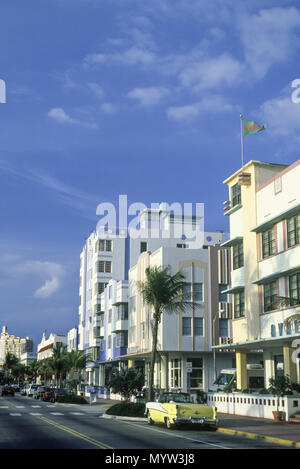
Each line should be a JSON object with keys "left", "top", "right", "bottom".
{"left": 243, "top": 119, "right": 266, "bottom": 136}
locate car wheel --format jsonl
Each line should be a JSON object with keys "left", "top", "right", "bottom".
{"left": 165, "top": 418, "right": 175, "bottom": 430}
{"left": 147, "top": 412, "right": 154, "bottom": 425}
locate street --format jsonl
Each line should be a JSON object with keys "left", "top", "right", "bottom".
{"left": 0, "top": 394, "right": 290, "bottom": 450}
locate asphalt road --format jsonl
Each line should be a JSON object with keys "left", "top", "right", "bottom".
{"left": 0, "top": 393, "right": 291, "bottom": 450}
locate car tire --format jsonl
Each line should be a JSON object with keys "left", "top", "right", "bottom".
{"left": 147, "top": 412, "right": 154, "bottom": 425}
{"left": 165, "top": 418, "right": 175, "bottom": 430}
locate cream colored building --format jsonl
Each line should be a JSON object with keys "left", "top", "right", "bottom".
{"left": 0, "top": 326, "right": 33, "bottom": 365}
{"left": 219, "top": 159, "right": 300, "bottom": 390}
{"left": 37, "top": 331, "right": 68, "bottom": 361}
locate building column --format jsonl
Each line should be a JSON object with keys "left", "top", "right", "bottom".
{"left": 283, "top": 345, "right": 298, "bottom": 383}
{"left": 160, "top": 355, "right": 168, "bottom": 391}
{"left": 236, "top": 349, "right": 247, "bottom": 390}
{"left": 128, "top": 359, "right": 135, "bottom": 368}
{"left": 263, "top": 349, "right": 274, "bottom": 387}
{"left": 99, "top": 365, "right": 105, "bottom": 386}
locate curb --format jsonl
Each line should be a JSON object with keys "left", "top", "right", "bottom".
{"left": 101, "top": 414, "right": 147, "bottom": 422}
{"left": 217, "top": 426, "right": 300, "bottom": 448}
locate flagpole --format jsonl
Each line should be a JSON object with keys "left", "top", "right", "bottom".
{"left": 240, "top": 114, "right": 244, "bottom": 169}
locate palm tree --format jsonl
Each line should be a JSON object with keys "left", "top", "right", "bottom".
{"left": 3, "top": 352, "right": 19, "bottom": 382}
{"left": 137, "top": 266, "right": 193, "bottom": 401}
{"left": 64, "top": 350, "right": 92, "bottom": 393}
{"left": 49, "top": 344, "right": 68, "bottom": 388}
{"left": 26, "top": 360, "right": 40, "bottom": 383}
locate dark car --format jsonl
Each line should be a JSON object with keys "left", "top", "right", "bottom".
{"left": 42, "top": 388, "right": 55, "bottom": 401}
{"left": 1, "top": 385, "right": 15, "bottom": 396}
{"left": 50, "top": 388, "right": 68, "bottom": 403}
{"left": 33, "top": 386, "right": 52, "bottom": 399}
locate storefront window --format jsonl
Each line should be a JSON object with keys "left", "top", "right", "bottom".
{"left": 170, "top": 359, "right": 181, "bottom": 388}
{"left": 187, "top": 357, "right": 203, "bottom": 389}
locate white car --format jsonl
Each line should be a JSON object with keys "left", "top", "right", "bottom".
{"left": 27, "top": 384, "right": 39, "bottom": 397}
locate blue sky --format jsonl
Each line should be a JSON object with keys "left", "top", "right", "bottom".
{"left": 1, "top": 0, "right": 300, "bottom": 348}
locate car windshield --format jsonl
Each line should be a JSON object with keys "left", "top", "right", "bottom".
{"left": 158, "top": 394, "right": 194, "bottom": 403}
{"left": 213, "top": 373, "right": 234, "bottom": 386}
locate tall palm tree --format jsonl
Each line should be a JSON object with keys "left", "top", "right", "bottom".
{"left": 64, "top": 350, "right": 92, "bottom": 392}
{"left": 49, "top": 344, "right": 68, "bottom": 387}
{"left": 26, "top": 360, "right": 40, "bottom": 382}
{"left": 137, "top": 266, "right": 193, "bottom": 401}
{"left": 3, "top": 352, "right": 19, "bottom": 381}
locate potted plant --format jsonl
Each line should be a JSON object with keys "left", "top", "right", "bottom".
{"left": 268, "top": 375, "right": 292, "bottom": 421}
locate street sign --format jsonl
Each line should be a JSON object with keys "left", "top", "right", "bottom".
{"left": 186, "top": 362, "right": 192, "bottom": 373}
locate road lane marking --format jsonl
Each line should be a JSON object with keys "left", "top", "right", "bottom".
{"left": 30, "top": 413, "right": 43, "bottom": 416}
{"left": 16, "top": 406, "right": 25, "bottom": 408}
{"left": 38, "top": 416, "right": 113, "bottom": 449}
{"left": 10, "top": 413, "right": 22, "bottom": 416}
{"left": 0, "top": 406, "right": 9, "bottom": 408}
{"left": 31, "top": 405, "right": 41, "bottom": 408}
{"left": 50, "top": 412, "right": 64, "bottom": 416}
{"left": 70, "top": 412, "right": 85, "bottom": 415}
{"left": 117, "top": 421, "right": 230, "bottom": 449}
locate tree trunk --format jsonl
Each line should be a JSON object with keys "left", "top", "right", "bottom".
{"left": 149, "top": 312, "right": 160, "bottom": 402}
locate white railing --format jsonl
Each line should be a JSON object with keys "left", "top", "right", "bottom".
{"left": 207, "top": 392, "right": 300, "bottom": 421}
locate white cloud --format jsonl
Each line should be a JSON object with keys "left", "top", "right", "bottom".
{"left": 87, "top": 82, "right": 104, "bottom": 98}
{"left": 239, "top": 7, "right": 300, "bottom": 79}
{"left": 48, "top": 107, "right": 98, "bottom": 129}
{"left": 127, "top": 87, "right": 169, "bottom": 107}
{"left": 259, "top": 92, "right": 300, "bottom": 138}
{"left": 11, "top": 261, "right": 65, "bottom": 299}
{"left": 178, "top": 53, "right": 244, "bottom": 91}
{"left": 84, "top": 46, "right": 156, "bottom": 67}
{"left": 101, "top": 102, "right": 117, "bottom": 114}
{"left": 167, "top": 94, "right": 236, "bottom": 121}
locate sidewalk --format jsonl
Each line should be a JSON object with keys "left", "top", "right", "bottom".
{"left": 217, "top": 413, "right": 300, "bottom": 447}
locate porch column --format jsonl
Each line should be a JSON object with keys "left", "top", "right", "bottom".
{"left": 99, "top": 365, "right": 105, "bottom": 386}
{"left": 236, "top": 349, "right": 247, "bottom": 390}
{"left": 128, "top": 359, "right": 135, "bottom": 368}
{"left": 160, "top": 355, "right": 168, "bottom": 391}
{"left": 263, "top": 349, "right": 274, "bottom": 387}
{"left": 283, "top": 345, "right": 298, "bottom": 383}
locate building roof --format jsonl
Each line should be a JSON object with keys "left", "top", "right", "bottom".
{"left": 223, "top": 160, "right": 287, "bottom": 185}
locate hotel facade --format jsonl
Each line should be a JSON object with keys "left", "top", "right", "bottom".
{"left": 219, "top": 159, "right": 300, "bottom": 390}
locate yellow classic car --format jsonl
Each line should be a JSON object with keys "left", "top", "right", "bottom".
{"left": 145, "top": 392, "right": 218, "bottom": 429}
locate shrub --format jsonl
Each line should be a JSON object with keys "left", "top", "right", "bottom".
{"left": 106, "top": 401, "right": 146, "bottom": 417}
{"left": 56, "top": 394, "right": 88, "bottom": 404}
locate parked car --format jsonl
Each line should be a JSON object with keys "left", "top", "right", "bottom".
{"left": 50, "top": 388, "right": 68, "bottom": 403}
{"left": 11, "top": 384, "right": 20, "bottom": 392}
{"left": 42, "top": 388, "right": 55, "bottom": 401}
{"left": 1, "top": 385, "right": 15, "bottom": 397}
{"left": 21, "top": 384, "right": 30, "bottom": 396}
{"left": 27, "top": 384, "right": 39, "bottom": 397}
{"left": 33, "top": 386, "right": 52, "bottom": 399}
{"left": 145, "top": 392, "right": 218, "bottom": 430}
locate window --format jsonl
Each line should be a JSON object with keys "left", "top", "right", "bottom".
{"left": 219, "top": 318, "right": 228, "bottom": 337}
{"left": 289, "top": 273, "right": 300, "bottom": 305}
{"left": 140, "top": 242, "right": 147, "bottom": 253}
{"left": 231, "top": 183, "right": 241, "bottom": 207}
{"left": 263, "top": 280, "right": 277, "bottom": 312}
{"left": 116, "top": 332, "right": 128, "bottom": 348}
{"left": 182, "top": 317, "right": 192, "bottom": 336}
{"left": 177, "top": 243, "right": 188, "bottom": 248}
{"left": 287, "top": 214, "right": 300, "bottom": 248}
{"left": 107, "top": 335, "right": 111, "bottom": 349}
{"left": 193, "top": 283, "right": 203, "bottom": 301}
{"left": 262, "top": 227, "right": 276, "bottom": 258}
{"left": 194, "top": 318, "right": 203, "bottom": 336}
{"left": 117, "top": 304, "right": 128, "bottom": 320}
{"left": 234, "top": 290, "right": 245, "bottom": 318}
{"left": 170, "top": 359, "right": 181, "bottom": 388}
{"left": 274, "top": 177, "right": 282, "bottom": 194}
{"left": 108, "top": 309, "right": 112, "bottom": 323}
{"left": 233, "top": 241, "right": 244, "bottom": 269}
{"left": 97, "top": 282, "right": 108, "bottom": 295}
{"left": 140, "top": 323, "right": 145, "bottom": 341}
{"left": 187, "top": 358, "right": 203, "bottom": 389}
{"left": 97, "top": 260, "right": 112, "bottom": 273}
{"left": 96, "top": 239, "right": 112, "bottom": 252}
{"left": 218, "top": 285, "right": 228, "bottom": 302}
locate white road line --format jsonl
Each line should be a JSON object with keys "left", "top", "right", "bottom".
{"left": 31, "top": 405, "right": 41, "bottom": 408}
{"left": 118, "top": 421, "right": 230, "bottom": 449}
{"left": 50, "top": 412, "right": 64, "bottom": 416}
{"left": 0, "top": 406, "right": 9, "bottom": 408}
{"left": 10, "top": 413, "right": 22, "bottom": 416}
{"left": 47, "top": 405, "right": 56, "bottom": 408}
{"left": 70, "top": 412, "right": 84, "bottom": 415}
{"left": 16, "top": 406, "right": 25, "bottom": 408}
{"left": 30, "top": 413, "right": 43, "bottom": 416}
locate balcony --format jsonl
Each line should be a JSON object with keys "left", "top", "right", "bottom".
{"left": 112, "top": 319, "right": 128, "bottom": 333}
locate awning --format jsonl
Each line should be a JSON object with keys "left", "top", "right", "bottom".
{"left": 221, "top": 236, "right": 243, "bottom": 248}
{"left": 212, "top": 333, "right": 300, "bottom": 351}
{"left": 221, "top": 285, "right": 244, "bottom": 294}
{"left": 251, "top": 202, "right": 300, "bottom": 233}
{"left": 253, "top": 265, "right": 300, "bottom": 285}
